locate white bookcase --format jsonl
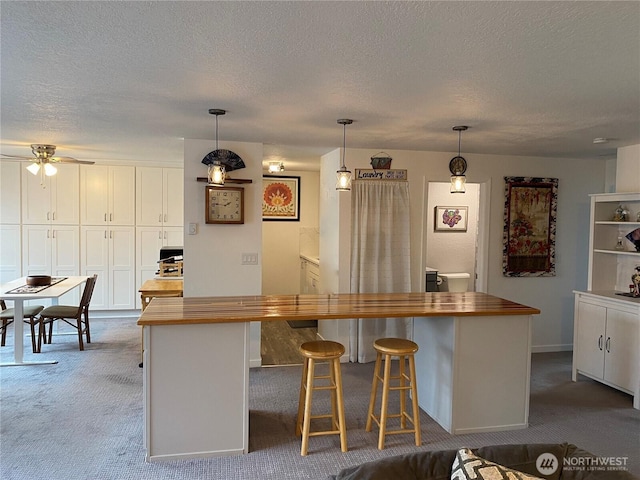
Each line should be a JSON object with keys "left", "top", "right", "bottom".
{"left": 573, "top": 192, "right": 640, "bottom": 409}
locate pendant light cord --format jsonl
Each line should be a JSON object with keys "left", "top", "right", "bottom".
{"left": 341, "top": 123, "right": 346, "bottom": 169}
{"left": 215, "top": 115, "right": 219, "bottom": 151}
{"left": 458, "top": 129, "right": 461, "bottom": 156}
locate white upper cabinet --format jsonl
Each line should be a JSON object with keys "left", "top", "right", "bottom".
{"left": 21, "top": 164, "right": 80, "bottom": 224}
{"left": 136, "top": 167, "right": 183, "bottom": 227}
{"left": 80, "top": 165, "right": 135, "bottom": 225}
{"left": 1, "top": 161, "right": 21, "bottom": 224}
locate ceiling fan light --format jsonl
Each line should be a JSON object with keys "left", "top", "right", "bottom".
{"left": 450, "top": 175, "right": 466, "bottom": 193}
{"left": 26, "top": 162, "right": 40, "bottom": 175}
{"left": 208, "top": 162, "right": 225, "bottom": 185}
{"left": 44, "top": 163, "right": 57, "bottom": 176}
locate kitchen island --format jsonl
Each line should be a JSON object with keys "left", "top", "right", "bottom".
{"left": 138, "top": 292, "right": 539, "bottom": 461}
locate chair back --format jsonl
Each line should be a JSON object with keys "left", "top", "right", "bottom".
{"left": 0, "top": 300, "right": 6, "bottom": 311}
{"left": 80, "top": 275, "right": 98, "bottom": 312}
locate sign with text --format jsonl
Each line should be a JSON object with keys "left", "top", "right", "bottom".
{"left": 355, "top": 169, "right": 407, "bottom": 180}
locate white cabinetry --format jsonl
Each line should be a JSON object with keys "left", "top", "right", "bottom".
{"left": 136, "top": 167, "right": 183, "bottom": 227}
{"left": 80, "top": 165, "right": 135, "bottom": 225}
{"left": 1, "top": 162, "right": 22, "bottom": 283}
{"left": 80, "top": 226, "right": 135, "bottom": 309}
{"left": 22, "top": 224, "right": 80, "bottom": 304}
{"left": 300, "top": 256, "right": 320, "bottom": 294}
{"left": 21, "top": 164, "right": 79, "bottom": 224}
{"left": 135, "top": 226, "right": 183, "bottom": 308}
{"left": 573, "top": 192, "right": 640, "bottom": 409}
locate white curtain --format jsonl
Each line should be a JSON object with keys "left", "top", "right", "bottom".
{"left": 349, "top": 180, "right": 412, "bottom": 363}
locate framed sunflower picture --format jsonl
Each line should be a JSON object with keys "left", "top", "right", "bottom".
{"left": 262, "top": 176, "right": 301, "bottom": 221}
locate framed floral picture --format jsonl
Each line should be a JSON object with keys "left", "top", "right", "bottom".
{"left": 262, "top": 176, "right": 301, "bottom": 221}
{"left": 503, "top": 176, "right": 558, "bottom": 277}
{"left": 434, "top": 206, "right": 468, "bottom": 231}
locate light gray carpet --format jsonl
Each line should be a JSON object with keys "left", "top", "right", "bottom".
{"left": 1, "top": 317, "right": 638, "bottom": 480}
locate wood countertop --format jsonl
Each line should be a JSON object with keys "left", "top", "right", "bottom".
{"left": 137, "top": 292, "right": 540, "bottom": 326}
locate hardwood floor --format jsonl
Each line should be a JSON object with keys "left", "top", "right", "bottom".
{"left": 260, "top": 320, "right": 318, "bottom": 366}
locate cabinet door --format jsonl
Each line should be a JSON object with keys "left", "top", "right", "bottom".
{"left": 109, "top": 227, "right": 135, "bottom": 309}
{"left": 163, "top": 227, "right": 183, "bottom": 247}
{"left": 163, "top": 168, "right": 184, "bottom": 226}
{"left": 1, "top": 161, "right": 21, "bottom": 224}
{"left": 21, "top": 225, "right": 52, "bottom": 274}
{"left": 604, "top": 308, "right": 639, "bottom": 392}
{"left": 21, "top": 170, "right": 52, "bottom": 224}
{"left": 0, "top": 224, "right": 21, "bottom": 283}
{"left": 135, "top": 227, "right": 164, "bottom": 308}
{"left": 136, "top": 167, "right": 163, "bottom": 226}
{"left": 109, "top": 166, "right": 135, "bottom": 225}
{"left": 80, "top": 165, "right": 109, "bottom": 225}
{"left": 574, "top": 301, "right": 606, "bottom": 380}
{"left": 80, "top": 226, "right": 110, "bottom": 309}
{"left": 51, "top": 164, "right": 79, "bottom": 224}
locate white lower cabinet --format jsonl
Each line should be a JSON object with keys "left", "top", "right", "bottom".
{"left": 572, "top": 293, "right": 639, "bottom": 408}
{"left": 81, "top": 226, "right": 135, "bottom": 309}
{"left": 0, "top": 224, "right": 21, "bottom": 284}
{"left": 22, "top": 224, "right": 80, "bottom": 305}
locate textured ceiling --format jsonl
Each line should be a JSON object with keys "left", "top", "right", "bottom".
{"left": 1, "top": 1, "right": 639, "bottom": 170}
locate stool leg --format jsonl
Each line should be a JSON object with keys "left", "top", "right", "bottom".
{"left": 332, "top": 358, "right": 348, "bottom": 452}
{"left": 300, "top": 358, "right": 315, "bottom": 456}
{"left": 329, "top": 360, "right": 338, "bottom": 430}
{"left": 296, "top": 357, "right": 310, "bottom": 437}
{"left": 365, "top": 352, "right": 382, "bottom": 432}
{"left": 399, "top": 355, "right": 407, "bottom": 429}
{"left": 378, "top": 353, "right": 392, "bottom": 450}
{"left": 408, "top": 354, "right": 421, "bottom": 446}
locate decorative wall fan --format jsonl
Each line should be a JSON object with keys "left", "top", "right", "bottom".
{"left": 1, "top": 144, "right": 94, "bottom": 183}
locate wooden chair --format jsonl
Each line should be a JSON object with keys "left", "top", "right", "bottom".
{"left": 295, "top": 340, "right": 348, "bottom": 456}
{"left": 366, "top": 337, "right": 421, "bottom": 449}
{"left": 38, "top": 275, "right": 97, "bottom": 351}
{"left": 0, "top": 300, "right": 44, "bottom": 353}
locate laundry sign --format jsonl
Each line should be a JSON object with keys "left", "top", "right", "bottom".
{"left": 355, "top": 169, "right": 407, "bottom": 180}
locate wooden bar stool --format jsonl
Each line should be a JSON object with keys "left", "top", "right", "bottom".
{"left": 366, "top": 337, "right": 421, "bottom": 449}
{"left": 295, "top": 340, "right": 347, "bottom": 456}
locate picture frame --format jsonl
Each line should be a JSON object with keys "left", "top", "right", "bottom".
{"left": 262, "top": 175, "right": 301, "bottom": 221}
{"left": 205, "top": 186, "right": 245, "bottom": 224}
{"left": 434, "top": 206, "right": 468, "bottom": 231}
{"left": 502, "top": 176, "right": 558, "bottom": 277}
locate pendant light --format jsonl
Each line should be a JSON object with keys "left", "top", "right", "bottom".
{"left": 268, "top": 161, "right": 284, "bottom": 173}
{"left": 207, "top": 109, "right": 227, "bottom": 186}
{"left": 336, "top": 119, "right": 353, "bottom": 191}
{"left": 449, "top": 126, "right": 468, "bottom": 193}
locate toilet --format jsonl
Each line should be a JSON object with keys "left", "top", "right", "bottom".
{"left": 437, "top": 273, "right": 470, "bottom": 292}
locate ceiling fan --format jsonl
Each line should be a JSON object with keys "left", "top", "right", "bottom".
{"left": 1, "top": 144, "right": 95, "bottom": 182}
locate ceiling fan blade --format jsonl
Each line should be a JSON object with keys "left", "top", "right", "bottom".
{"left": 0, "top": 153, "right": 34, "bottom": 161}
{"left": 52, "top": 156, "right": 96, "bottom": 165}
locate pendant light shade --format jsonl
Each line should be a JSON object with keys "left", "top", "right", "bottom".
{"left": 336, "top": 119, "right": 353, "bottom": 191}
{"left": 207, "top": 109, "right": 227, "bottom": 186}
{"left": 26, "top": 162, "right": 40, "bottom": 175}
{"left": 449, "top": 126, "right": 468, "bottom": 193}
{"left": 268, "top": 161, "right": 284, "bottom": 173}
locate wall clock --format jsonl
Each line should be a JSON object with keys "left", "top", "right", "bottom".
{"left": 205, "top": 186, "right": 244, "bottom": 224}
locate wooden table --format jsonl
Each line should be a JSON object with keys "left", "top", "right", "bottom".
{"left": 138, "top": 279, "right": 183, "bottom": 311}
{"left": 138, "top": 292, "right": 540, "bottom": 461}
{"left": 0, "top": 276, "right": 88, "bottom": 366}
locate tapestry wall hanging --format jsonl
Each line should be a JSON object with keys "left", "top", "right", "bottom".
{"left": 503, "top": 176, "right": 558, "bottom": 277}
{"left": 262, "top": 175, "right": 301, "bottom": 221}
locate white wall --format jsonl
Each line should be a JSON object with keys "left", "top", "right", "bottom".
{"left": 262, "top": 171, "right": 319, "bottom": 295}
{"left": 426, "top": 182, "right": 480, "bottom": 291}
{"left": 183, "top": 139, "right": 263, "bottom": 366}
{"left": 616, "top": 144, "right": 640, "bottom": 192}
{"left": 326, "top": 148, "right": 605, "bottom": 352}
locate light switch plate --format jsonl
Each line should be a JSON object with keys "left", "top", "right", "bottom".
{"left": 241, "top": 253, "right": 259, "bottom": 265}
{"left": 188, "top": 223, "right": 197, "bottom": 235}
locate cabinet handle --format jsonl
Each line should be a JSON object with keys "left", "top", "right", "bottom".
{"left": 598, "top": 335, "right": 603, "bottom": 350}
{"left": 52, "top": 212, "right": 56, "bottom": 221}
{"left": 104, "top": 213, "right": 107, "bottom": 222}
{"left": 52, "top": 230, "right": 56, "bottom": 239}
{"left": 110, "top": 213, "right": 113, "bottom": 222}
{"left": 164, "top": 231, "right": 167, "bottom": 240}
{"left": 605, "top": 337, "right": 611, "bottom": 353}
{"left": 164, "top": 214, "right": 167, "bottom": 223}
{"left": 159, "top": 214, "right": 162, "bottom": 223}
{"left": 47, "top": 230, "right": 50, "bottom": 239}
{"left": 47, "top": 212, "right": 50, "bottom": 221}
{"left": 110, "top": 231, "right": 113, "bottom": 239}
{"left": 104, "top": 230, "right": 107, "bottom": 239}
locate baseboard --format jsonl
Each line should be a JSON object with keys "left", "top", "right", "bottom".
{"left": 89, "top": 310, "right": 141, "bottom": 319}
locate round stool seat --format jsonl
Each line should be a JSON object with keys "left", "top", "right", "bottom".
{"left": 300, "top": 340, "right": 345, "bottom": 359}
{"left": 373, "top": 338, "right": 418, "bottom": 355}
